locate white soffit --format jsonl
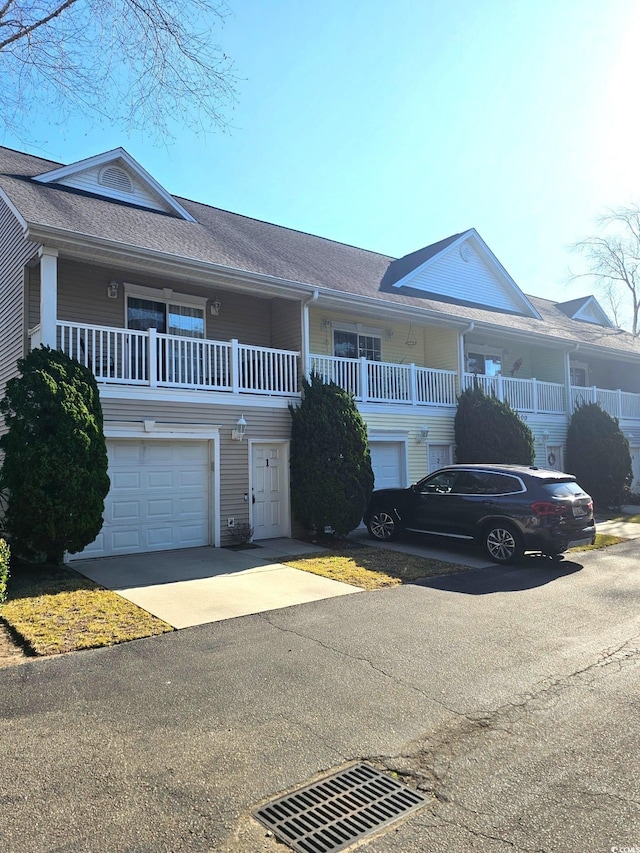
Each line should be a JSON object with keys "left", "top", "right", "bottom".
{"left": 33, "top": 148, "right": 196, "bottom": 222}
{"left": 392, "top": 229, "right": 541, "bottom": 319}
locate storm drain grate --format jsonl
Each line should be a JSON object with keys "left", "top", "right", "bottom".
{"left": 253, "top": 762, "right": 427, "bottom": 853}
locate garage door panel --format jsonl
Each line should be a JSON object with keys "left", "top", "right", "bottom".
{"left": 369, "top": 441, "right": 404, "bottom": 490}
{"left": 73, "top": 439, "right": 211, "bottom": 559}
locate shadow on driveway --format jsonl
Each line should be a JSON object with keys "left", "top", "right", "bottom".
{"left": 415, "top": 555, "right": 584, "bottom": 595}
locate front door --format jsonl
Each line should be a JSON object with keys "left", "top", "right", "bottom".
{"left": 252, "top": 443, "right": 289, "bottom": 540}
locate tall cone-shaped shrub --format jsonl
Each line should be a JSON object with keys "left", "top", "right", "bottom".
{"left": 455, "top": 383, "right": 535, "bottom": 464}
{"left": 565, "top": 402, "right": 631, "bottom": 508}
{"left": 0, "top": 346, "right": 110, "bottom": 564}
{"left": 289, "top": 373, "right": 374, "bottom": 535}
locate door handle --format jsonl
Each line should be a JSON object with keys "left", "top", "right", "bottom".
{"left": 252, "top": 494, "right": 255, "bottom": 504}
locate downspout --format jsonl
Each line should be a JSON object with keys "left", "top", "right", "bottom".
{"left": 301, "top": 289, "right": 319, "bottom": 383}
{"left": 565, "top": 343, "right": 580, "bottom": 415}
{"left": 459, "top": 322, "right": 474, "bottom": 392}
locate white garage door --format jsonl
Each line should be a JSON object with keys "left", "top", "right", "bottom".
{"left": 369, "top": 441, "right": 404, "bottom": 490}
{"left": 74, "top": 440, "right": 210, "bottom": 559}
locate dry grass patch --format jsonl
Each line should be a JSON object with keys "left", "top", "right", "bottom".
{"left": 569, "top": 533, "right": 626, "bottom": 552}
{"left": 4, "top": 563, "right": 172, "bottom": 656}
{"left": 283, "top": 544, "right": 469, "bottom": 590}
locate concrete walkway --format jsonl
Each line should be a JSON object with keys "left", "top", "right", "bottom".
{"left": 74, "top": 539, "right": 361, "bottom": 629}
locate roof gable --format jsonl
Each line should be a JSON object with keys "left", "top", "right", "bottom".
{"left": 388, "top": 229, "right": 541, "bottom": 319}
{"left": 557, "top": 295, "right": 613, "bottom": 327}
{"left": 32, "top": 148, "right": 196, "bottom": 221}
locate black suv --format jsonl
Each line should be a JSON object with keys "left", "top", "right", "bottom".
{"left": 363, "top": 464, "right": 596, "bottom": 564}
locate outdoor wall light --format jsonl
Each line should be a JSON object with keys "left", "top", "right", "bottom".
{"left": 107, "top": 279, "right": 119, "bottom": 299}
{"left": 542, "top": 429, "right": 550, "bottom": 442}
{"left": 210, "top": 297, "right": 222, "bottom": 316}
{"left": 232, "top": 415, "right": 247, "bottom": 441}
{"left": 417, "top": 425, "right": 429, "bottom": 443}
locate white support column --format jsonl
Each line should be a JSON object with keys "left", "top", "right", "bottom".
{"left": 38, "top": 246, "right": 58, "bottom": 347}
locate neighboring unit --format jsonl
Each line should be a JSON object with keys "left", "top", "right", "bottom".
{"left": 0, "top": 145, "right": 639, "bottom": 558}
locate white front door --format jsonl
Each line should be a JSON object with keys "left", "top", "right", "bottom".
{"left": 428, "top": 444, "right": 452, "bottom": 473}
{"left": 252, "top": 443, "right": 289, "bottom": 540}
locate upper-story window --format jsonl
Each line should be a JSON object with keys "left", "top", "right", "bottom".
{"left": 334, "top": 329, "right": 382, "bottom": 361}
{"left": 570, "top": 362, "right": 589, "bottom": 387}
{"left": 467, "top": 351, "right": 502, "bottom": 376}
{"left": 124, "top": 283, "right": 207, "bottom": 339}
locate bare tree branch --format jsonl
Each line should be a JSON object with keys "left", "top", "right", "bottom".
{"left": 571, "top": 205, "right": 640, "bottom": 336}
{"left": 0, "top": 0, "right": 238, "bottom": 142}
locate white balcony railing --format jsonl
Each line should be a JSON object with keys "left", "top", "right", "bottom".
{"left": 309, "top": 354, "right": 458, "bottom": 407}
{"left": 55, "top": 322, "right": 299, "bottom": 396}
{"left": 570, "top": 385, "right": 640, "bottom": 421}
{"left": 462, "top": 373, "right": 566, "bottom": 415}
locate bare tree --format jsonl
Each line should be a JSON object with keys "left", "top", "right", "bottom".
{"left": 0, "top": 0, "right": 238, "bottom": 142}
{"left": 571, "top": 205, "right": 640, "bottom": 336}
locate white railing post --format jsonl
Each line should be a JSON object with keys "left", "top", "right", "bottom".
{"left": 617, "top": 389, "right": 623, "bottom": 419}
{"left": 148, "top": 328, "right": 157, "bottom": 388}
{"left": 360, "top": 357, "right": 368, "bottom": 402}
{"left": 231, "top": 339, "right": 240, "bottom": 393}
{"left": 497, "top": 374, "right": 504, "bottom": 401}
{"left": 410, "top": 363, "right": 418, "bottom": 405}
{"left": 532, "top": 379, "right": 538, "bottom": 413}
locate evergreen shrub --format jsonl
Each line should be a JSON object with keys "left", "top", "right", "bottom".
{"left": 0, "top": 346, "right": 110, "bottom": 564}
{"left": 565, "top": 402, "right": 632, "bottom": 508}
{"left": 289, "top": 373, "right": 374, "bottom": 536}
{"left": 454, "top": 383, "right": 535, "bottom": 465}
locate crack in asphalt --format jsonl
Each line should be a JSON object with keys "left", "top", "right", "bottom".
{"left": 254, "top": 615, "right": 640, "bottom": 849}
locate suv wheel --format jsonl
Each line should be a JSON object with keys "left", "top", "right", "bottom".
{"left": 367, "top": 508, "right": 400, "bottom": 541}
{"left": 483, "top": 522, "right": 523, "bottom": 564}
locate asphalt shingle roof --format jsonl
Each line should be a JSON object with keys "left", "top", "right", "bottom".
{"left": 2, "top": 145, "right": 640, "bottom": 359}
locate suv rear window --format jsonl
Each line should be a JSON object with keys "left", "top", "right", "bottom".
{"left": 541, "top": 480, "right": 583, "bottom": 497}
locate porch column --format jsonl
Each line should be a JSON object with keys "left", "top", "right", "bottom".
{"left": 38, "top": 246, "right": 58, "bottom": 347}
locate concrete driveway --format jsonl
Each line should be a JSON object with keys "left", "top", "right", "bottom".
{"left": 74, "top": 539, "right": 362, "bottom": 628}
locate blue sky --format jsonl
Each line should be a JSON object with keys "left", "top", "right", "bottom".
{"left": 4, "top": 0, "right": 640, "bottom": 308}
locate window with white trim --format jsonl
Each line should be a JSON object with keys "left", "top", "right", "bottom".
{"left": 125, "top": 285, "right": 206, "bottom": 339}
{"left": 333, "top": 329, "right": 382, "bottom": 361}
{"left": 466, "top": 350, "right": 502, "bottom": 376}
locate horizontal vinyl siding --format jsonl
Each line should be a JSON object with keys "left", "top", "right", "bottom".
{"left": 530, "top": 346, "right": 565, "bottom": 384}
{"left": 362, "top": 410, "right": 455, "bottom": 484}
{"left": 308, "top": 308, "right": 456, "bottom": 369}
{"left": 100, "top": 397, "right": 292, "bottom": 545}
{"left": 271, "top": 298, "right": 302, "bottom": 352}
{"left": 0, "top": 198, "right": 37, "bottom": 408}
{"left": 54, "top": 260, "right": 282, "bottom": 346}
{"left": 407, "top": 243, "right": 524, "bottom": 312}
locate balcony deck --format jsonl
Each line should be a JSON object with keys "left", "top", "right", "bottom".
{"left": 30, "top": 325, "right": 640, "bottom": 421}
{"left": 53, "top": 321, "right": 300, "bottom": 396}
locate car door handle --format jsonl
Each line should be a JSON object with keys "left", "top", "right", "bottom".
{"left": 482, "top": 500, "right": 495, "bottom": 506}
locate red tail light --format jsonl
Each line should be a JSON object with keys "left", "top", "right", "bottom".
{"left": 530, "top": 501, "right": 568, "bottom": 517}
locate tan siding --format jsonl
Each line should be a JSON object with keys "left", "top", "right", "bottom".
{"left": 424, "top": 326, "right": 459, "bottom": 371}
{"left": 0, "top": 198, "right": 37, "bottom": 407}
{"left": 362, "top": 410, "right": 456, "bottom": 483}
{"left": 530, "top": 346, "right": 565, "bottom": 384}
{"left": 308, "top": 308, "right": 458, "bottom": 369}
{"left": 100, "top": 397, "right": 293, "bottom": 545}
{"left": 55, "top": 260, "right": 282, "bottom": 346}
{"left": 271, "top": 298, "right": 302, "bottom": 351}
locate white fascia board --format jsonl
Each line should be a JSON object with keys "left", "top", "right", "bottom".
{"left": 0, "top": 186, "right": 29, "bottom": 232}
{"left": 392, "top": 228, "right": 542, "bottom": 321}
{"left": 33, "top": 148, "right": 197, "bottom": 223}
{"left": 23, "top": 223, "right": 318, "bottom": 297}
{"left": 316, "top": 290, "right": 472, "bottom": 330}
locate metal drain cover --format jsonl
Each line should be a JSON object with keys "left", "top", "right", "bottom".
{"left": 253, "top": 762, "right": 427, "bottom": 853}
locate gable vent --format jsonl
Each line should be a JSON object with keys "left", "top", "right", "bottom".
{"left": 99, "top": 165, "right": 133, "bottom": 193}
